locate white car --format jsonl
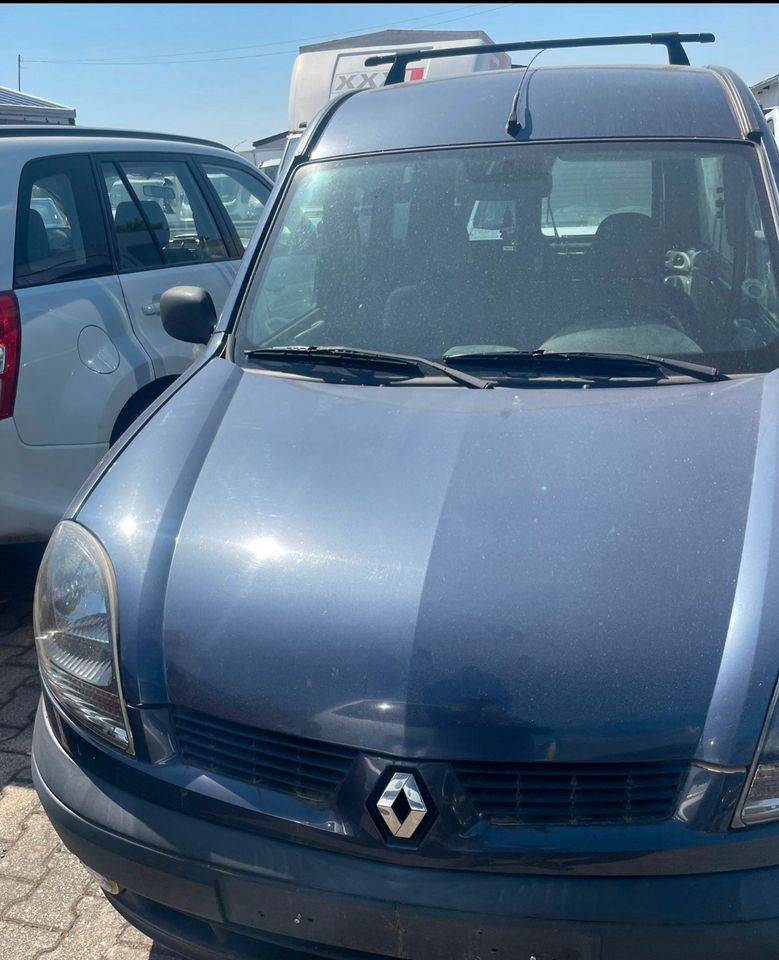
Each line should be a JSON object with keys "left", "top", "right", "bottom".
{"left": 0, "top": 126, "right": 271, "bottom": 542}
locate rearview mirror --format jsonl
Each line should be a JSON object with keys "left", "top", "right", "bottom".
{"left": 465, "top": 153, "right": 553, "bottom": 197}
{"left": 160, "top": 286, "right": 217, "bottom": 345}
{"left": 143, "top": 184, "right": 176, "bottom": 201}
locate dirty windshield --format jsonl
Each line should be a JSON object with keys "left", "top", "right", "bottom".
{"left": 236, "top": 142, "right": 779, "bottom": 374}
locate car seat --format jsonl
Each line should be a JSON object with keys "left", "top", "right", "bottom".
{"left": 382, "top": 200, "right": 504, "bottom": 358}
{"left": 539, "top": 212, "right": 702, "bottom": 354}
{"left": 22, "top": 208, "right": 51, "bottom": 267}
{"left": 114, "top": 200, "right": 170, "bottom": 268}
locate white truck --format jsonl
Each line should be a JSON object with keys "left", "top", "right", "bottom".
{"left": 260, "top": 30, "right": 507, "bottom": 157}
{"left": 240, "top": 30, "right": 512, "bottom": 175}
{"left": 751, "top": 73, "right": 779, "bottom": 137}
{"left": 288, "top": 29, "right": 511, "bottom": 132}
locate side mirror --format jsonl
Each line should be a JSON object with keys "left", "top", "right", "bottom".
{"left": 160, "top": 286, "right": 217, "bottom": 345}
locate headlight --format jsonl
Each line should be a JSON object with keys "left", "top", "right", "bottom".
{"left": 738, "top": 685, "right": 779, "bottom": 825}
{"left": 33, "top": 521, "right": 133, "bottom": 753}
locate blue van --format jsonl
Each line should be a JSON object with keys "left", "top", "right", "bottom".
{"left": 30, "top": 33, "right": 779, "bottom": 960}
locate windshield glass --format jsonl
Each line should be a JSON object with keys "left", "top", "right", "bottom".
{"left": 235, "top": 142, "right": 779, "bottom": 374}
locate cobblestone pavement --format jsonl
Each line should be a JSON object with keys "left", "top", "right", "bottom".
{"left": 0, "top": 546, "right": 181, "bottom": 960}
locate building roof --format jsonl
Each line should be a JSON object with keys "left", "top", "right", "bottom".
{"left": 0, "top": 85, "right": 76, "bottom": 124}
{"left": 752, "top": 74, "right": 779, "bottom": 92}
{"left": 251, "top": 130, "right": 289, "bottom": 149}
{"left": 300, "top": 29, "right": 491, "bottom": 54}
{"left": 0, "top": 86, "right": 73, "bottom": 109}
{"left": 309, "top": 65, "right": 743, "bottom": 161}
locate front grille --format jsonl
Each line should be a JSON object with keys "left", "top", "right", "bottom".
{"left": 173, "top": 708, "right": 688, "bottom": 825}
{"left": 452, "top": 759, "right": 688, "bottom": 825}
{"left": 173, "top": 709, "right": 357, "bottom": 802}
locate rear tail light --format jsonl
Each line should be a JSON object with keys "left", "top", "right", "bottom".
{"left": 0, "top": 291, "right": 20, "bottom": 420}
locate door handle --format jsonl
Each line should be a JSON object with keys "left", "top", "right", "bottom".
{"left": 142, "top": 301, "right": 161, "bottom": 316}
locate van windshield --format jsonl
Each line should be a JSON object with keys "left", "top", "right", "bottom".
{"left": 235, "top": 142, "right": 779, "bottom": 375}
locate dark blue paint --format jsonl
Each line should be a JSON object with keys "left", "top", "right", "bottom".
{"left": 31, "top": 706, "right": 779, "bottom": 959}
{"left": 76, "top": 364, "right": 776, "bottom": 768}
{"left": 32, "top": 54, "right": 779, "bottom": 958}
{"left": 309, "top": 67, "right": 741, "bottom": 160}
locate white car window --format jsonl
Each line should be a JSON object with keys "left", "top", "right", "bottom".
{"left": 15, "top": 155, "right": 112, "bottom": 288}
{"left": 201, "top": 163, "right": 270, "bottom": 251}
{"left": 101, "top": 160, "right": 228, "bottom": 271}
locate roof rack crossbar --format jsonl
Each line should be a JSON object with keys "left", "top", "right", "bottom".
{"left": 365, "top": 32, "right": 715, "bottom": 85}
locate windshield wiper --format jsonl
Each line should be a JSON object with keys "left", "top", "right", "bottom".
{"left": 443, "top": 350, "right": 727, "bottom": 384}
{"left": 244, "top": 345, "right": 492, "bottom": 389}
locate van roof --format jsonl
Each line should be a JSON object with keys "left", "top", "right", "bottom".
{"left": 307, "top": 64, "right": 748, "bottom": 161}
{"left": 0, "top": 125, "right": 229, "bottom": 150}
{"left": 299, "top": 28, "right": 492, "bottom": 54}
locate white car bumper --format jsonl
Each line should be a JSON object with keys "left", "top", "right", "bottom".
{"left": 0, "top": 419, "right": 106, "bottom": 542}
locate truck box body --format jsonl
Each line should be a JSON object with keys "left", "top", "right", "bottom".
{"left": 287, "top": 29, "right": 511, "bottom": 131}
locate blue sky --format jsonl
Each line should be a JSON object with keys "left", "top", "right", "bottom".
{"left": 0, "top": 3, "right": 774, "bottom": 148}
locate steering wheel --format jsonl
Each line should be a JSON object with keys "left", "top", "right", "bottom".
{"left": 167, "top": 234, "right": 202, "bottom": 250}
{"left": 559, "top": 298, "right": 686, "bottom": 336}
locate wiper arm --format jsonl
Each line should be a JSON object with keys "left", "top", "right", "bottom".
{"left": 444, "top": 349, "right": 727, "bottom": 384}
{"left": 244, "top": 345, "right": 492, "bottom": 389}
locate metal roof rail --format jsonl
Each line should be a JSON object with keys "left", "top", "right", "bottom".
{"left": 365, "top": 32, "right": 716, "bottom": 85}
{"left": 0, "top": 125, "right": 229, "bottom": 149}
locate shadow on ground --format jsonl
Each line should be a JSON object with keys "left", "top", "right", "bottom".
{"left": 0, "top": 542, "right": 44, "bottom": 607}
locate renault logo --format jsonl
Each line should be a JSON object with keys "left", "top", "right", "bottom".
{"left": 375, "top": 772, "right": 428, "bottom": 839}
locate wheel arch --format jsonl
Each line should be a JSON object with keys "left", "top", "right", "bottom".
{"left": 109, "top": 375, "right": 178, "bottom": 445}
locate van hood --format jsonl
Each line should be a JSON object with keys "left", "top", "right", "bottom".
{"left": 78, "top": 359, "right": 779, "bottom": 767}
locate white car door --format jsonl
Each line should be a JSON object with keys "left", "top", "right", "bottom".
{"left": 12, "top": 153, "right": 153, "bottom": 447}
{"left": 98, "top": 155, "right": 253, "bottom": 378}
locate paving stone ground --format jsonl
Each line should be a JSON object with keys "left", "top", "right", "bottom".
{"left": 0, "top": 545, "right": 181, "bottom": 960}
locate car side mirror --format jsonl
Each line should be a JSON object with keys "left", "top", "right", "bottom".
{"left": 160, "top": 286, "right": 217, "bottom": 345}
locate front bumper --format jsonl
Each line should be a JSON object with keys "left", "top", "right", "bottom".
{"left": 31, "top": 703, "right": 779, "bottom": 960}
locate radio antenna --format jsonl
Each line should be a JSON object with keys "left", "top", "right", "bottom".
{"left": 506, "top": 48, "right": 547, "bottom": 135}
